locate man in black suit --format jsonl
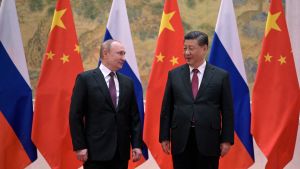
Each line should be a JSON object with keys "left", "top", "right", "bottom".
{"left": 69, "top": 40, "right": 142, "bottom": 169}
{"left": 159, "top": 31, "right": 234, "bottom": 169}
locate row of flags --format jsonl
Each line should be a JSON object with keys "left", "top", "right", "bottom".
{"left": 208, "top": 0, "right": 254, "bottom": 168}
{"left": 0, "top": 0, "right": 37, "bottom": 168}
{"left": 102, "top": 0, "right": 148, "bottom": 168}
{"left": 144, "top": 0, "right": 185, "bottom": 169}
{"left": 251, "top": 0, "right": 299, "bottom": 168}
{"left": 31, "top": 0, "right": 84, "bottom": 168}
{"left": 0, "top": 0, "right": 299, "bottom": 169}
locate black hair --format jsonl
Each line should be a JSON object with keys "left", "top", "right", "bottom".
{"left": 184, "top": 31, "right": 208, "bottom": 46}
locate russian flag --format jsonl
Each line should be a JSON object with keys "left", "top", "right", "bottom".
{"left": 208, "top": 0, "right": 254, "bottom": 168}
{"left": 102, "top": 0, "right": 148, "bottom": 166}
{"left": 0, "top": 0, "right": 37, "bottom": 168}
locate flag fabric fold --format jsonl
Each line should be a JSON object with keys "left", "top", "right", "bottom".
{"left": 143, "top": 0, "right": 185, "bottom": 168}
{"left": 102, "top": 0, "right": 148, "bottom": 168}
{"left": 208, "top": 0, "right": 254, "bottom": 168}
{"left": 286, "top": 0, "right": 300, "bottom": 83}
{"left": 0, "top": 0, "right": 37, "bottom": 168}
{"left": 31, "top": 0, "right": 84, "bottom": 168}
{"left": 251, "top": 0, "right": 300, "bottom": 168}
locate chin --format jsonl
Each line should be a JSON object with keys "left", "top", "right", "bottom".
{"left": 187, "top": 61, "right": 193, "bottom": 65}
{"left": 118, "top": 65, "right": 123, "bottom": 70}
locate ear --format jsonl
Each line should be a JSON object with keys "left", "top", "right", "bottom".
{"left": 103, "top": 48, "right": 109, "bottom": 58}
{"left": 203, "top": 45, "right": 208, "bottom": 52}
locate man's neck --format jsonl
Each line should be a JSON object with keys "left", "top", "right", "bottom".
{"left": 101, "top": 62, "right": 114, "bottom": 72}
{"left": 191, "top": 59, "right": 205, "bottom": 69}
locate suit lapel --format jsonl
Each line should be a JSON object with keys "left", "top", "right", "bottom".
{"left": 92, "top": 68, "right": 116, "bottom": 111}
{"left": 197, "top": 63, "right": 215, "bottom": 98}
{"left": 181, "top": 64, "right": 194, "bottom": 99}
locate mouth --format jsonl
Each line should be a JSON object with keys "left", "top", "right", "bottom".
{"left": 119, "top": 61, "right": 125, "bottom": 65}
{"left": 184, "top": 54, "right": 191, "bottom": 59}
{"left": 185, "top": 56, "right": 192, "bottom": 61}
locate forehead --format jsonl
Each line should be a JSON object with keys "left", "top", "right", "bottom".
{"left": 184, "top": 39, "right": 198, "bottom": 47}
{"left": 111, "top": 41, "right": 125, "bottom": 51}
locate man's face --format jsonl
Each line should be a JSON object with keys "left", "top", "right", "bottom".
{"left": 104, "top": 41, "right": 126, "bottom": 71}
{"left": 184, "top": 39, "right": 207, "bottom": 68}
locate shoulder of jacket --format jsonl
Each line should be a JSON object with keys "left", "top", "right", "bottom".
{"left": 117, "top": 72, "right": 134, "bottom": 83}
{"left": 169, "top": 64, "right": 188, "bottom": 74}
{"left": 77, "top": 68, "right": 97, "bottom": 77}
{"left": 206, "top": 63, "right": 229, "bottom": 76}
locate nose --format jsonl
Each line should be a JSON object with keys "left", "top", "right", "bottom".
{"left": 117, "top": 51, "right": 126, "bottom": 61}
{"left": 121, "top": 54, "right": 126, "bottom": 61}
{"left": 184, "top": 49, "right": 191, "bottom": 55}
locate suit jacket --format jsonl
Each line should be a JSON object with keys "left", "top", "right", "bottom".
{"left": 159, "top": 63, "right": 234, "bottom": 156}
{"left": 69, "top": 68, "right": 142, "bottom": 161}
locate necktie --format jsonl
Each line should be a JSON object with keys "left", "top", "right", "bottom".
{"left": 109, "top": 72, "right": 117, "bottom": 108}
{"left": 192, "top": 69, "right": 199, "bottom": 99}
{"left": 191, "top": 69, "right": 199, "bottom": 127}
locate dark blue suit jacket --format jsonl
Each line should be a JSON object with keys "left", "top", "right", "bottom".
{"left": 159, "top": 63, "right": 234, "bottom": 156}
{"left": 69, "top": 68, "right": 141, "bottom": 161}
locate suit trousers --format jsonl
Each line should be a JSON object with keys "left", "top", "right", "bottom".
{"left": 172, "top": 128, "right": 219, "bottom": 169}
{"left": 83, "top": 148, "right": 128, "bottom": 169}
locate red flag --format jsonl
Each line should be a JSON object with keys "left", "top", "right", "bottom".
{"left": 143, "top": 1, "right": 184, "bottom": 168}
{"left": 32, "top": 0, "right": 83, "bottom": 168}
{"left": 251, "top": 0, "right": 300, "bottom": 169}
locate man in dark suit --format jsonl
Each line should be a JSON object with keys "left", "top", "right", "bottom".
{"left": 159, "top": 31, "right": 234, "bottom": 169}
{"left": 69, "top": 40, "right": 142, "bottom": 169}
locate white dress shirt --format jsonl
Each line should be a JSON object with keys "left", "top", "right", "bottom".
{"left": 99, "top": 64, "right": 120, "bottom": 106}
{"left": 189, "top": 61, "right": 206, "bottom": 89}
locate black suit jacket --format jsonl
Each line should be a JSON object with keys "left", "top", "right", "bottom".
{"left": 69, "top": 68, "right": 142, "bottom": 161}
{"left": 159, "top": 63, "right": 234, "bottom": 156}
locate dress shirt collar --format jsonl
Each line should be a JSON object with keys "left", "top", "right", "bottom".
{"left": 99, "top": 64, "right": 115, "bottom": 78}
{"left": 189, "top": 60, "right": 206, "bottom": 74}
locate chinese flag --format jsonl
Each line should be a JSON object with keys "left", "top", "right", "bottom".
{"left": 143, "top": 0, "right": 184, "bottom": 168}
{"left": 251, "top": 0, "right": 300, "bottom": 169}
{"left": 31, "top": 0, "right": 83, "bottom": 168}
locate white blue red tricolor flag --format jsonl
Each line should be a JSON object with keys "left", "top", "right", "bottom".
{"left": 102, "top": 0, "right": 148, "bottom": 167}
{"left": 0, "top": 0, "right": 37, "bottom": 168}
{"left": 208, "top": 0, "right": 254, "bottom": 168}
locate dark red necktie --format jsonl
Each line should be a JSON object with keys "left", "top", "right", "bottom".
{"left": 109, "top": 72, "right": 117, "bottom": 108}
{"left": 192, "top": 69, "right": 199, "bottom": 99}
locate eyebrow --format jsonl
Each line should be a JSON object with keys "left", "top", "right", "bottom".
{"left": 116, "top": 51, "right": 126, "bottom": 55}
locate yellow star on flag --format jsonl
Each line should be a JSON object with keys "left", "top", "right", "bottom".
{"left": 278, "top": 55, "right": 286, "bottom": 65}
{"left": 265, "top": 11, "right": 281, "bottom": 36}
{"left": 50, "top": 9, "right": 67, "bottom": 32}
{"left": 46, "top": 51, "right": 55, "bottom": 60}
{"left": 156, "top": 52, "right": 165, "bottom": 62}
{"left": 264, "top": 53, "right": 273, "bottom": 62}
{"left": 170, "top": 56, "right": 179, "bottom": 66}
{"left": 159, "top": 11, "right": 175, "bottom": 35}
{"left": 60, "top": 54, "right": 69, "bottom": 64}
{"left": 74, "top": 44, "right": 80, "bottom": 54}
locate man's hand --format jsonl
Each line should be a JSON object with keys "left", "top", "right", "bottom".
{"left": 161, "top": 140, "right": 171, "bottom": 154}
{"left": 220, "top": 142, "right": 231, "bottom": 157}
{"left": 76, "top": 149, "right": 88, "bottom": 162}
{"left": 132, "top": 148, "right": 142, "bottom": 162}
